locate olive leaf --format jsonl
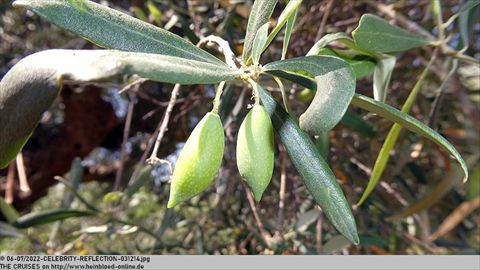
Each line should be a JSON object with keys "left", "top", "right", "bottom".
{"left": 252, "top": 23, "right": 270, "bottom": 65}
{"left": 352, "top": 14, "right": 431, "bottom": 53}
{"left": 0, "top": 49, "right": 241, "bottom": 168}
{"left": 263, "top": 55, "right": 356, "bottom": 134}
{"left": 242, "top": 0, "right": 278, "bottom": 62}
{"left": 458, "top": 1, "right": 480, "bottom": 50}
{"left": 0, "top": 197, "right": 19, "bottom": 224}
{"left": 373, "top": 56, "right": 396, "bottom": 102}
{"left": 307, "top": 32, "right": 370, "bottom": 56}
{"left": 13, "top": 209, "right": 94, "bottom": 229}
{"left": 282, "top": 2, "right": 298, "bottom": 60}
{"left": 0, "top": 222, "right": 25, "bottom": 239}
{"left": 264, "top": 0, "right": 303, "bottom": 54}
{"left": 255, "top": 81, "right": 359, "bottom": 245}
{"left": 307, "top": 32, "right": 394, "bottom": 102}
{"left": 350, "top": 94, "right": 469, "bottom": 194}
{"left": 315, "top": 48, "right": 376, "bottom": 79}
{"left": 13, "top": 0, "right": 224, "bottom": 65}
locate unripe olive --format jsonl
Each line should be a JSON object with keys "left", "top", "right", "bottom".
{"left": 236, "top": 104, "right": 274, "bottom": 201}
{"left": 167, "top": 112, "right": 225, "bottom": 208}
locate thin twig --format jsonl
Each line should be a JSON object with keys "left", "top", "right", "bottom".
{"left": 276, "top": 147, "right": 287, "bottom": 231}
{"left": 15, "top": 153, "right": 31, "bottom": 195}
{"left": 428, "top": 59, "right": 458, "bottom": 129}
{"left": 118, "top": 78, "right": 148, "bottom": 94}
{"left": 272, "top": 76, "right": 292, "bottom": 115}
{"left": 113, "top": 93, "right": 136, "bottom": 190}
{"left": 147, "top": 84, "right": 181, "bottom": 164}
{"left": 197, "top": 35, "right": 239, "bottom": 69}
{"left": 316, "top": 210, "right": 324, "bottom": 254}
{"left": 5, "top": 162, "right": 15, "bottom": 204}
{"left": 315, "top": 0, "right": 335, "bottom": 41}
{"left": 243, "top": 182, "right": 272, "bottom": 248}
{"left": 125, "top": 117, "right": 164, "bottom": 190}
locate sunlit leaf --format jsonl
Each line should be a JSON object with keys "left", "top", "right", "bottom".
{"left": 242, "top": 0, "right": 277, "bottom": 61}
{"left": 252, "top": 23, "right": 270, "bottom": 65}
{"left": 282, "top": 3, "right": 298, "bottom": 60}
{"left": 373, "top": 56, "right": 396, "bottom": 102}
{"left": 13, "top": 0, "right": 224, "bottom": 65}
{"left": 0, "top": 49, "right": 242, "bottom": 168}
{"left": 264, "top": 0, "right": 303, "bottom": 54}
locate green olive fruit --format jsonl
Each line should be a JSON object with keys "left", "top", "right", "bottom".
{"left": 236, "top": 104, "right": 274, "bottom": 201}
{"left": 167, "top": 112, "right": 225, "bottom": 208}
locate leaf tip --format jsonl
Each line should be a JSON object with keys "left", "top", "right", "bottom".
{"left": 12, "top": 0, "right": 28, "bottom": 8}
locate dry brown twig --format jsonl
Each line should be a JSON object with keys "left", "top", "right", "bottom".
{"left": 16, "top": 152, "right": 31, "bottom": 195}
{"left": 113, "top": 93, "right": 137, "bottom": 190}
{"left": 5, "top": 162, "right": 16, "bottom": 203}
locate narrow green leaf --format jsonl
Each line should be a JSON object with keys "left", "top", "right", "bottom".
{"left": 60, "top": 157, "right": 84, "bottom": 209}
{"left": 242, "top": 0, "right": 278, "bottom": 61}
{"left": 352, "top": 14, "right": 430, "bottom": 52}
{"left": 255, "top": 82, "right": 359, "bottom": 245}
{"left": 0, "top": 196, "right": 20, "bottom": 224}
{"left": 131, "top": 6, "right": 148, "bottom": 22}
{"left": 0, "top": 49, "right": 241, "bottom": 168}
{"left": 373, "top": 56, "right": 396, "bottom": 102}
{"left": 264, "top": 55, "right": 356, "bottom": 134}
{"left": 263, "top": 0, "right": 303, "bottom": 55}
{"left": 323, "top": 235, "right": 352, "bottom": 254}
{"left": 350, "top": 94, "right": 469, "bottom": 202}
{"left": 146, "top": 0, "right": 162, "bottom": 26}
{"left": 252, "top": 23, "right": 270, "bottom": 65}
{"left": 356, "top": 55, "right": 435, "bottom": 205}
{"left": 125, "top": 165, "right": 153, "bottom": 198}
{"left": 350, "top": 59, "right": 376, "bottom": 80}
{"left": 282, "top": 5, "right": 298, "bottom": 60}
{"left": 444, "top": 0, "right": 480, "bottom": 31}
{"left": 458, "top": 2, "right": 479, "bottom": 51}
{"left": 0, "top": 222, "right": 25, "bottom": 238}
{"left": 295, "top": 208, "right": 320, "bottom": 232}
{"left": 467, "top": 166, "right": 480, "bottom": 200}
{"left": 13, "top": 0, "right": 224, "bottom": 65}
{"left": 308, "top": 32, "right": 393, "bottom": 100}
{"left": 55, "top": 178, "right": 99, "bottom": 212}
{"left": 307, "top": 32, "right": 364, "bottom": 56}
{"left": 13, "top": 209, "right": 93, "bottom": 229}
